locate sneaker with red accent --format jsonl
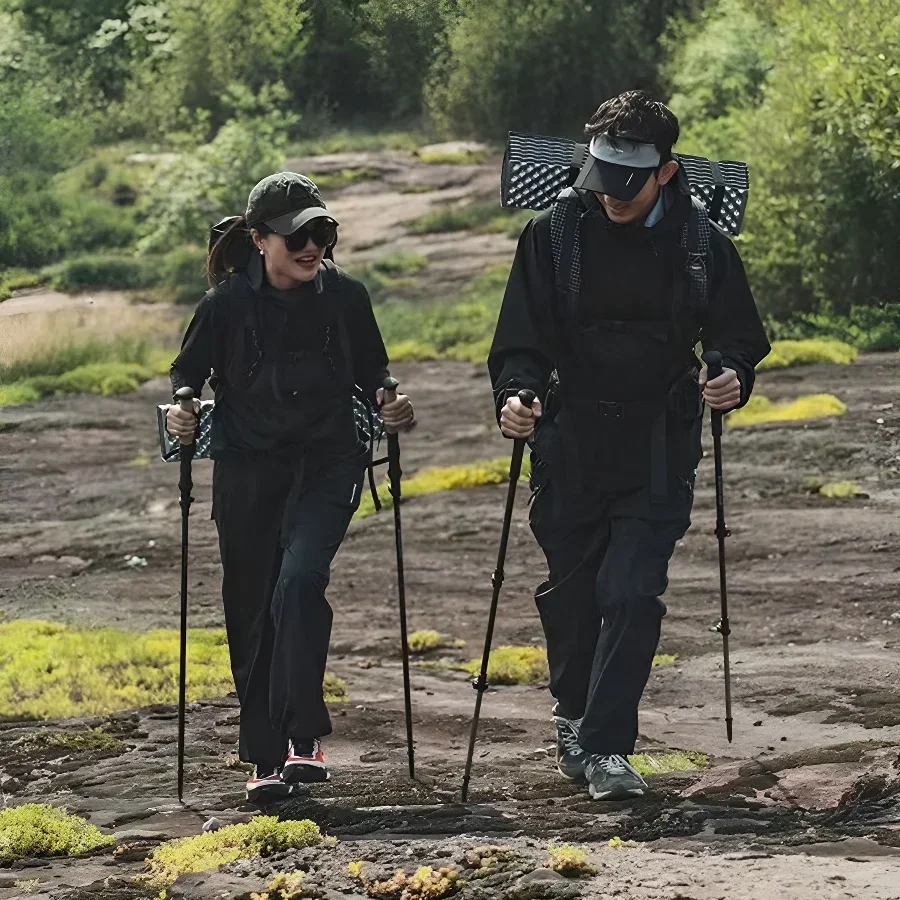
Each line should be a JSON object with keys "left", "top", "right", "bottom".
{"left": 282, "top": 739, "right": 330, "bottom": 784}
{"left": 245, "top": 767, "right": 290, "bottom": 803}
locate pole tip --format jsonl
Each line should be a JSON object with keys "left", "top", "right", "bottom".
{"left": 726, "top": 719, "right": 733, "bottom": 743}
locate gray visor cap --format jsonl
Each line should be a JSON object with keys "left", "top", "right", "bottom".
{"left": 573, "top": 134, "right": 662, "bottom": 201}
{"left": 264, "top": 206, "right": 340, "bottom": 235}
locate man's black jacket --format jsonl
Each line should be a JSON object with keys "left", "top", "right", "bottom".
{"left": 488, "top": 186, "right": 771, "bottom": 490}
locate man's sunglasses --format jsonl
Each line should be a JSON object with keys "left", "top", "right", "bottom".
{"left": 283, "top": 218, "right": 338, "bottom": 252}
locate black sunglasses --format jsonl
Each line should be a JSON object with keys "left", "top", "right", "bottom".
{"left": 283, "top": 218, "right": 338, "bottom": 252}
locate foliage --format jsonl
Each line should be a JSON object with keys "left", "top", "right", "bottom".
{"left": 802, "top": 477, "right": 867, "bottom": 499}
{"left": 766, "top": 304, "right": 900, "bottom": 352}
{"left": 727, "top": 393, "right": 847, "bottom": 428}
{"left": 310, "top": 169, "right": 378, "bottom": 192}
{"left": 670, "top": 0, "right": 900, "bottom": 320}
{"left": 545, "top": 845, "right": 597, "bottom": 877}
{"left": 652, "top": 653, "right": 678, "bottom": 667}
{"left": 757, "top": 340, "right": 858, "bottom": 371}
{"left": 416, "top": 149, "right": 487, "bottom": 165}
{"left": 628, "top": 750, "right": 708, "bottom": 777}
{"left": 427, "top": 0, "right": 698, "bottom": 140}
{"left": 138, "top": 89, "right": 295, "bottom": 252}
{"left": 0, "top": 621, "right": 346, "bottom": 720}
{"left": 0, "top": 804, "right": 114, "bottom": 864}
{"left": 141, "top": 817, "right": 323, "bottom": 887}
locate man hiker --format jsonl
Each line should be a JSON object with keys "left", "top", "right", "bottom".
{"left": 488, "top": 91, "right": 770, "bottom": 801}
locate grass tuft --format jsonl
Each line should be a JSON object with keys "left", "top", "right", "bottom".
{"left": 251, "top": 871, "right": 309, "bottom": 900}
{"left": 652, "top": 653, "right": 678, "bottom": 667}
{"left": 727, "top": 394, "right": 847, "bottom": 428}
{"left": 819, "top": 481, "right": 867, "bottom": 499}
{"left": 757, "top": 339, "right": 858, "bottom": 371}
{"left": 545, "top": 845, "right": 597, "bottom": 877}
{"left": 363, "top": 866, "right": 461, "bottom": 899}
{"left": 141, "top": 817, "right": 322, "bottom": 887}
{"left": 407, "top": 201, "right": 530, "bottom": 236}
{"left": 0, "top": 621, "right": 346, "bottom": 720}
{"left": 26, "top": 729, "right": 126, "bottom": 755}
{"left": 417, "top": 149, "right": 487, "bottom": 165}
{"left": 0, "top": 805, "right": 114, "bottom": 864}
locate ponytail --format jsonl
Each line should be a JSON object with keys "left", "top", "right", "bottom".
{"left": 206, "top": 215, "right": 254, "bottom": 287}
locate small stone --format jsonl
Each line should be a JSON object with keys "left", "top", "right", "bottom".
{"left": 202, "top": 817, "right": 223, "bottom": 833}
{"left": 753, "top": 720, "right": 763, "bottom": 727}
{"left": 0, "top": 775, "right": 22, "bottom": 792}
{"left": 125, "top": 556, "right": 148, "bottom": 568}
{"left": 518, "top": 869, "right": 567, "bottom": 884}
{"left": 360, "top": 751, "right": 390, "bottom": 763}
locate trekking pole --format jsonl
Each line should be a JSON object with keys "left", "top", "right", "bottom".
{"left": 461, "top": 389, "right": 536, "bottom": 803}
{"left": 174, "top": 386, "right": 196, "bottom": 801}
{"left": 701, "top": 352, "right": 733, "bottom": 743}
{"left": 383, "top": 377, "right": 415, "bottom": 779}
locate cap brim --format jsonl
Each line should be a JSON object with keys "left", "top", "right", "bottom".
{"left": 573, "top": 157, "right": 656, "bottom": 202}
{"left": 264, "top": 206, "right": 339, "bottom": 235}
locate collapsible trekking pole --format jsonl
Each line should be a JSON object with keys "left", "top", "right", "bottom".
{"left": 174, "top": 386, "right": 196, "bottom": 801}
{"left": 461, "top": 389, "right": 536, "bottom": 803}
{"left": 702, "top": 352, "right": 733, "bottom": 743}
{"left": 383, "top": 377, "right": 415, "bottom": 779}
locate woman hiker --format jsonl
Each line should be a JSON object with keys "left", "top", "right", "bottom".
{"left": 165, "top": 172, "right": 415, "bottom": 802}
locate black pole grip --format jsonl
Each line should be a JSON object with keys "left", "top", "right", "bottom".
{"left": 383, "top": 376, "right": 400, "bottom": 394}
{"left": 702, "top": 351, "right": 723, "bottom": 382}
{"left": 174, "top": 386, "right": 196, "bottom": 448}
{"left": 517, "top": 389, "right": 536, "bottom": 409}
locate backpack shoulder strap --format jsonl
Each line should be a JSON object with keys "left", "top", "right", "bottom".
{"left": 681, "top": 195, "right": 713, "bottom": 314}
{"left": 550, "top": 187, "right": 589, "bottom": 322}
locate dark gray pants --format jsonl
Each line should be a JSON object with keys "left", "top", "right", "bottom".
{"left": 529, "top": 455, "right": 694, "bottom": 756}
{"left": 212, "top": 453, "right": 364, "bottom": 769}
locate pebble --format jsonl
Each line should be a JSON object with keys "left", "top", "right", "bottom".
{"left": 202, "top": 817, "right": 223, "bottom": 833}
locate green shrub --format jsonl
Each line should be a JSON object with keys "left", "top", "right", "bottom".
{"left": 417, "top": 149, "right": 487, "bottom": 165}
{"left": 0, "top": 804, "right": 114, "bottom": 864}
{"left": 408, "top": 630, "right": 443, "bottom": 654}
{"left": 310, "top": 169, "right": 377, "bottom": 191}
{"left": 0, "top": 382, "right": 41, "bottom": 406}
{"left": 159, "top": 244, "right": 208, "bottom": 304}
{"left": 142, "top": 817, "right": 323, "bottom": 887}
{"left": 46, "top": 254, "right": 158, "bottom": 293}
{"left": 54, "top": 362, "right": 147, "bottom": 397}
{"left": 370, "top": 253, "right": 428, "bottom": 278}
{"left": 289, "top": 130, "right": 424, "bottom": 157}
{"left": 546, "top": 845, "right": 597, "bottom": 877}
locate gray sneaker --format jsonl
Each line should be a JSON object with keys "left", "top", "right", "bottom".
{"left": 585, "top": 754, "right": 647, "bottom": 801}
{"left": 552, "top": 707, "right": 586, "bottom": 781}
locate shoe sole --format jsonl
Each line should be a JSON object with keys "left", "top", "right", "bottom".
{"left": 557, "top": 764, "right": 587, "bottom": 783}
{"left": 246, "top": 782, "right": 291, "bottom": 803}
{"left": 281, "top": 761, "right": 330, "bottom": 785}
{"left": 588, "top": 783, "right": 645, "bottom": 801}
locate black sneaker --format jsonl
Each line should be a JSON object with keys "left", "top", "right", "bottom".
{"left": 552, "top": 706, "right": 586, "bottom": 781}
{"left": 585, "top": 754, "right": 648, "bottom": 801}
{"left": 281, "top": 739, "right": 330, "bottom": 785}
{"left": 245, "top": 767, "right": 290, "bottom": 803}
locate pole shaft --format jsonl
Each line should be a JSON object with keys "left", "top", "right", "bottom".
{"left": 388, "top": 432, "right": 415, "bottom": 779}
{"left": 177, "top": 449, "right": 193, "bottom": 802}
{"left": 461, "top": 437, "right": 526, "bottom": 802}
{"left": 712, "top": 418, "right": 733, "bottom": 741}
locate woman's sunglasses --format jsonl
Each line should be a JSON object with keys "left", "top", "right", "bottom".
{"left": 283, "top": 218, "right": 338, "bottom": 252}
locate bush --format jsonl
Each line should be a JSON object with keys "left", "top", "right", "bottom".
{"left": 407, "top": 201, "right": 530, "bottom": 236}
{"left": 159, "top": 244, "right": 209, "bottom": 304}
{"left": 0, "top": 805, "right": 114, "bottom": 864}
{"left": 546, "top": 845, "right": 597, "bottom": 877}
{"left": 142, "top": 817, "right": 323, "bottom": 887}
{"left": 408, "top": 630, "right": 443, "bottom": 654}
{"left": 46, "top": 254, "right": 158, "bottom": 293}
{"left": 727, "top": 394, "right": 847, "bottom": 428}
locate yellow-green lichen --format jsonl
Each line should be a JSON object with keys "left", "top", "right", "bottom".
{"left": 545, "top": 844, "right": 597, "bottom": 877}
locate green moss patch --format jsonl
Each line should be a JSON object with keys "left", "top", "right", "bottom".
{"left": 727, "top": 394, "right": 847, "bottom": 428}
{"left": 464, "top": 646, "right": 548, "bottom": 686}
{"left": 628, "top": 750, "right": 708, "bottom": 778}
{"left": 26, "top": 729, "right": 127, "bottom": 755}
{"left": 0, "top": 804, "right": 114, "bottom": 864}
{"left": 142, "top": 817, "right": 323, "bottom": 887}
{"left": 310, "top": 169, "right": 377, "bottom": 192}
{"left": 757, "top": 339, "right": 858, "bottom": 371}
{"left": 0, "top": 621, "right": 346, "bottom": 720}
{"left": 407, "top": 200, "right": 530, "bottom": 236}
{"left": 357, "top": 457, "right": 529, "bottom": 521}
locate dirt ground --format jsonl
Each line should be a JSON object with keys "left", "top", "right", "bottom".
{"left": 1, "top": 151, "right": 900, "bottom": 898}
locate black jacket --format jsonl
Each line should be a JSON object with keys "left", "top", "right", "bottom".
{"left": 171, "top": 256, "right": 390, "bottom": 462}
{"left": 488, "top": 186, "right": 771, "bottom": 491}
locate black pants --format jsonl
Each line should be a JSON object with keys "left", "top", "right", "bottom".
{"left": 212, "top": 453, "right": 364, "bottom": 769}
{"left": 529, "top": 453, "right": 694, "bottom": 757}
